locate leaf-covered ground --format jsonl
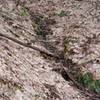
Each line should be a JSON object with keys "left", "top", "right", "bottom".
{"left": 0, "top": 0, "right": 100, "bottom": 100}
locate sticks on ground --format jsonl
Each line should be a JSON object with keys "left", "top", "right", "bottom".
{"left": 0, "top": 33, "right": 59, "bottom": 58}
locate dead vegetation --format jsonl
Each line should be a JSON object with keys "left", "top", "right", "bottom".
{"left": 0, "top": 0, "right": 100, "bottom": 100}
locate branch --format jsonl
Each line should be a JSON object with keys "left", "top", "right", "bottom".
{"left": 0, "top": 33, "right": 59, "bottom": 58}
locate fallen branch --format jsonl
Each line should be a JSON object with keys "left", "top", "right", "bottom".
{"left": 0, "top": 33, "right": 59, "bottom": 58}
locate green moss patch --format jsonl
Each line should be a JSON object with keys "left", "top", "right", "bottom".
{"left": 58, "top": 10, "right": 71, "bottom": 17}
{"left": 77, "top": 72, "right": 100, "bottom": 93}
{"left": 20, "top": 7, "right": 28, "bottom": 16}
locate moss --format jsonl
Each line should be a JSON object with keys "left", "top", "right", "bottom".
{"left": 58, "top": 10, "right": 71, "bottom": 17}
{"left": 20, "top": 7, "right": 28, "bottom": 16}
{"left": 77, "top": 72, "right": 100, "bottom": 93}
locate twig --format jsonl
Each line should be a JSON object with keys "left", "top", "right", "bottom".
{"left": 0, "top": 33, "right": 59, "bottom": 58}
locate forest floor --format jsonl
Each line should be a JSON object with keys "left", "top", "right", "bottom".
{"left": 0, "top": 0, "right": 100, "bottom": 100}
